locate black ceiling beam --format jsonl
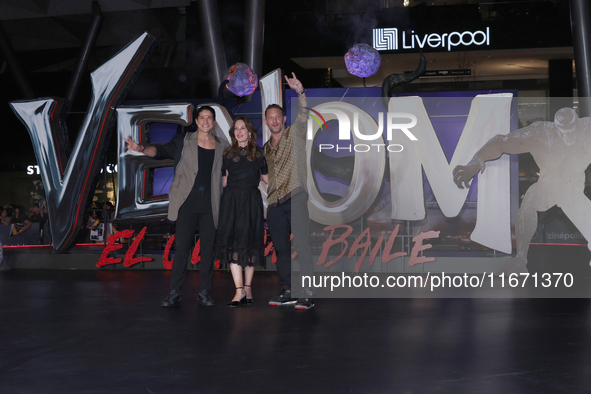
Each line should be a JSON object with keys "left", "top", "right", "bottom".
{"left": 570, "top": 0, "right": 591, "bottom": 117}
{"left": 65, "top": 1, "right": 103, "bottom": 108}
{"left": 0, "top": 22, "right": 35, "bottom": 99}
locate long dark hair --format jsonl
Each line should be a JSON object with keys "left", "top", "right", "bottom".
{"left": 225, "top": 117, "right": 258, "bottom": 161}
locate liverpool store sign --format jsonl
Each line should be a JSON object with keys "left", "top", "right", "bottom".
{"left": 373, "top": 27, "right": 491, "bottom": 52}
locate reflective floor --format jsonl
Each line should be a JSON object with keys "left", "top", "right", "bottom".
{"left": 2, "top": 247, "right": 591, "bottom": 393}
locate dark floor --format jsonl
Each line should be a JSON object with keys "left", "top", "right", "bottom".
{"left": 2, "top": 259, "right": 591, "bottom": 393}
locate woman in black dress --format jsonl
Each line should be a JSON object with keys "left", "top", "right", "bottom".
{"left": 216, "top": 117, "right": 268, "bottom": 307}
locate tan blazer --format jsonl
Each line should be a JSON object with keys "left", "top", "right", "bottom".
{"left": 166, "top": 132, "right": 229, "bottom": 227}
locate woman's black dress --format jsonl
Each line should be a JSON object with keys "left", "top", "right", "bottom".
{"left": 215, "top": 146, "right": 268, "bottom": 267}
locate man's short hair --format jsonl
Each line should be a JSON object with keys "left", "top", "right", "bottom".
{"left": 265, "top": 104, "right": 286, "bottom": 118}
{"left": 195, "top": 105, "right": 216, "bottom": 121}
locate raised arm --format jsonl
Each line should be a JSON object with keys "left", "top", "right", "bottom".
{"left": 284, "top": 72, "right": 309, "bottom": 125}
{"left": 453, "top": 124, "right": 540, "bottom": 189}
{"left": 123, "top": 137, "right": 157, "bottom": 157}
{"left": 123, "top": 132, "right": 186, "bottom": 160}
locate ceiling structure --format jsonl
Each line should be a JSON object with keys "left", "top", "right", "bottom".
{"left": 0, "top": 0, "right": 572, "bottom": 87}
{"left": 0, "top": 0, "right": 576, "bottom": 170}
{"left": 0, "top": 0, "right": 190, "bottom": 73}
{"left": 0, "top": 0, "right": 190, "bottom": 20}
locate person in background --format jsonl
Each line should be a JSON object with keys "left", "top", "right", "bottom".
{"left": 10, "top": 206, "right": 32, "bottom": 235}
{"left": 28, "top": 203, "right": 42, "bottom": 223}
{"left": 0, "top": 209, "right": 10, "bottom": 226}
{"left": 27, "top": 203, "right": 46, "bottom": 243}
{"left": 87, "top": 211, "right": 100, "bottom": 231}
{"left": 103, "top": 202, "right": 115, "bottom": 222}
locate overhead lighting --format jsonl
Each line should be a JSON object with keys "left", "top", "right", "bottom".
{"left": 403, "top": 0, "right": 409, "bottom": 6}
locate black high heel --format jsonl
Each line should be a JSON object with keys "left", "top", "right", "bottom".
{"left": 244, "top": 284, "right": 253, "bottom": 305}
{"left": 228, "top": 287, "right": 247, "bottom": 308}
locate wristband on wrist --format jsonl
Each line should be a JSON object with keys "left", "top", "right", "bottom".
{"left": 139, "top": 145, "right": 145, "bottom": 152}
{"left": 298, "top": 90, "right": 305, "bottom": 96}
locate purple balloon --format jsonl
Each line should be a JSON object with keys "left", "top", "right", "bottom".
{"left": 224, "top": 63, "right": 258, "bottom": 97}
{"left": 344, "top": 43, "right": 381, "bottom": 78}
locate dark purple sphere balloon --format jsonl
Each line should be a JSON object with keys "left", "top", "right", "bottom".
{"left": 344, "top": 43, "right": 381, "bottom": 78}
{"left": 224, "top": 63, "right": 258, "bottom": 97}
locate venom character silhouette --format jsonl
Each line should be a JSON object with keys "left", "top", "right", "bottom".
{"left": 453, "top": 108, "right": 591, "bottom": 273}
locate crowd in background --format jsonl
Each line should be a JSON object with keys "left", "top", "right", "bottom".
{"left": 85, "top": 201, "right": 117, "bottom": 242}
{"left": 0, "top": 199, "right": 118, "bottom": 244}
{"left": 1, "top": 202, "right": 47, "bottom": 240}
